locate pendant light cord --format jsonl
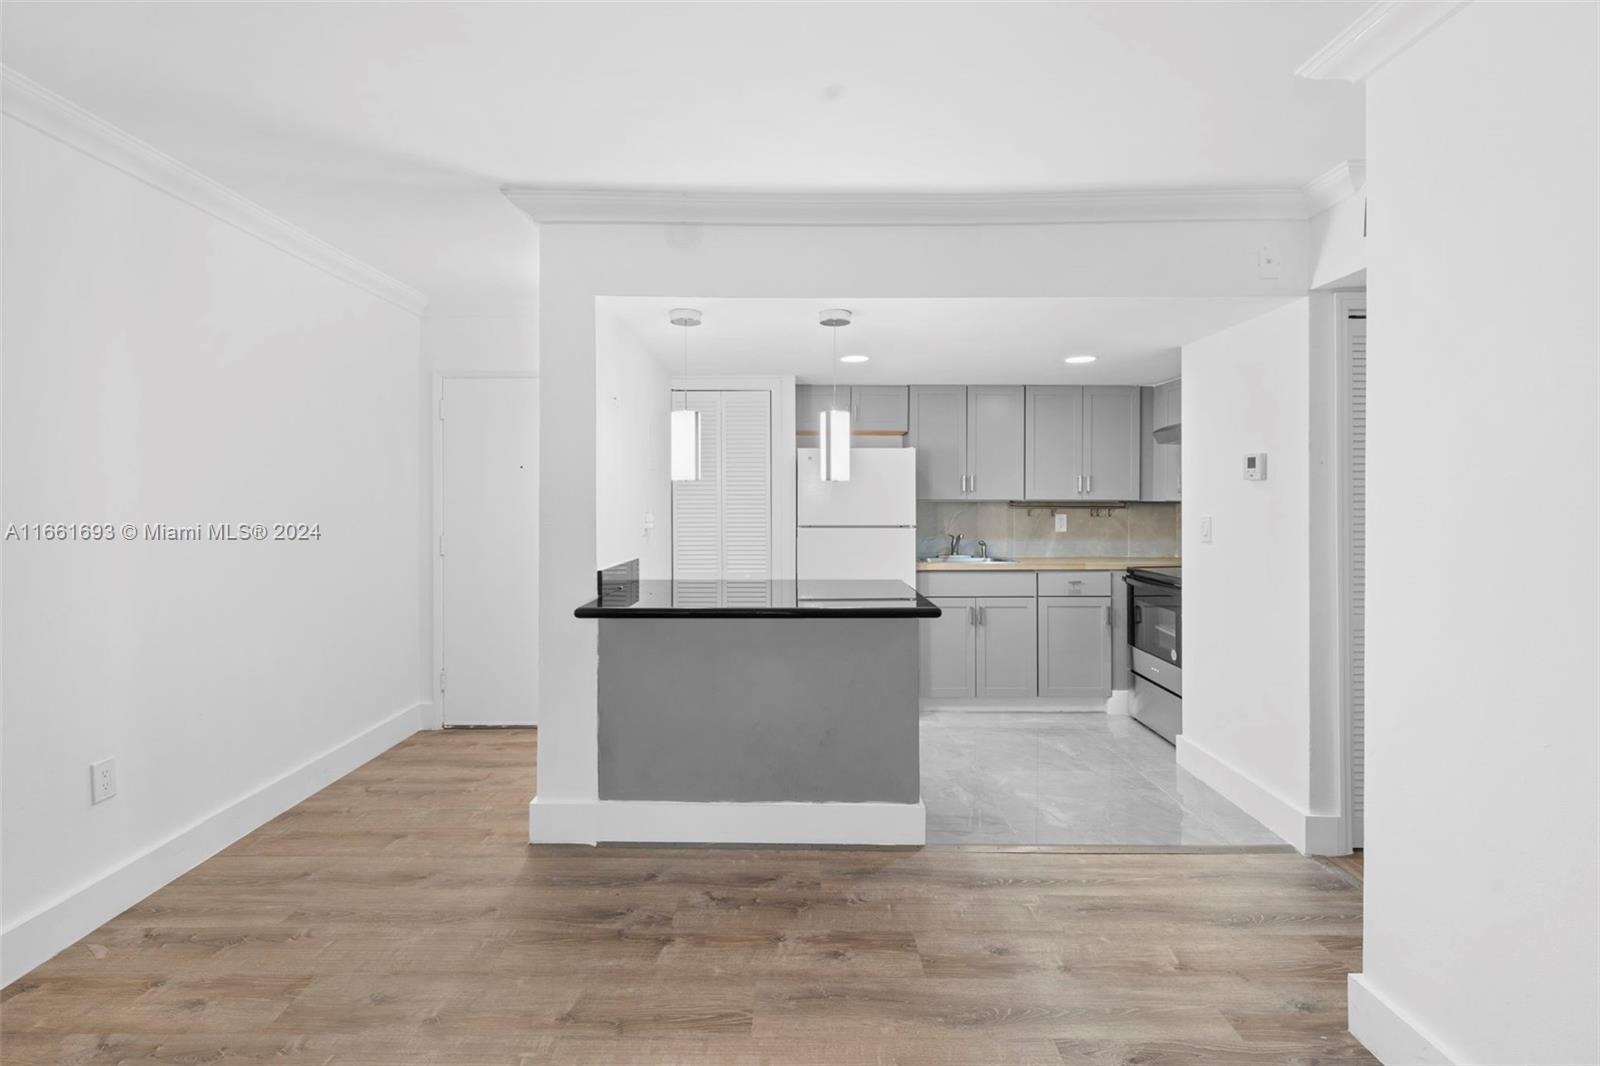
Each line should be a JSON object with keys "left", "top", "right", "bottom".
{"left": 830, "top": 325, "right": 839, "bottom": 408}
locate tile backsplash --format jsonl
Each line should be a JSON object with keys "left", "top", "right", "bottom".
{"left": 917, "top": 501, "right": 1180, "bottom": 560}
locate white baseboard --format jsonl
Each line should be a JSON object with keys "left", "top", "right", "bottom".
{"left": 921, "top": 697, "right": 1108, "bottom": 713}
{"left": 1175, "top": 734, "right": 1344, "bottom": 855}
{"left": 1106, "top": 689, "right": 1132, "bottom": 716}
{"left": 1348, "top": 973, "right": 1461, "bottom": 1065}
{"left": 529, "top": 797, "right": 926, "bottom": 846}
{"left": 0, "top": 703, "right": 422, "bottom": 985}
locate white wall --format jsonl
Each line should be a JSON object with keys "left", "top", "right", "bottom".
{"left": 1180, "top": 300, "right": 1318, "bottom": 845}
{"left": 1354, "top": 4, "right": 1598, "bottom": 1063}
{"left": 1, "top": 110, "right": 425, "bottom": 981}
{"left": 1309, "top": 192, "right": 1365, "bottom": 290}
{"left": 595, "top": 311, "right": 671, "bottom": 579}
{"left": 532, "top": 216, "right": 1312, "bottom": 841}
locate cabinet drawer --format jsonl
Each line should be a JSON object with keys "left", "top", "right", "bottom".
{"left": 917, "top": 571, "right": 1038, "bottom": 598}
{"left": 1036, "top": 571, "right": 1113, "bottom": 597}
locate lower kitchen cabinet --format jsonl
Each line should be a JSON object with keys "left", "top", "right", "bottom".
{"left": 1037, "top": 596, "right": 1113, "bottom": 697}
{"left": 975, "top": 596, "right": 1038, "bottom": 699}
{"left": 920, "top": 596, "right": 977, "bottom": 697}
{"left": 919, "top": 595, "right": 1037, "bottom": 698}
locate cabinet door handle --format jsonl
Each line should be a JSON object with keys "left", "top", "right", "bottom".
{"left": 968, "top": 605, "right": 977, "bottom": 626}
{"left": 977, "top": 605, "right": 986, "bottom": 626}
{"left": 1076, "top": 474, "right": 1083, "bottom": 494}
{"left": 1103, "top": 605, "right": 1111, "bottom": 628}
{"left": 1086, "top": 474, "right": 1093, "bottom": 495}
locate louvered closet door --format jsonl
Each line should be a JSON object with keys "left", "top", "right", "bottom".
{"left": 671, "top": 390, "right": 772, "bottom": 594}
{"left": 1347, "top": 315, "right": 1368, "bottom": 847}
{"left": 671, "top": 392, "right": 722, "bottom": 601}
{"left": 718, "top": 391, "right": 772, "bottom": 583}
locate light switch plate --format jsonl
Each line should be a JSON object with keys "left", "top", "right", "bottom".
{"left": 1200, "top": 516, "right": 1213, "bottom": 544}
{"left": 1054, "top": 513, "right": 1069, "bottom": 533}
{"left": 1257, "top": 243, "right": 1281, "bottom": 279}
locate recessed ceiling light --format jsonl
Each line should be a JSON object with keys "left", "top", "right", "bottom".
{"left": 1063, "top": 355, "right": 1097, "bottom": 364}
{"left": 839, "top": 354, "right": 870, "bottom": 364}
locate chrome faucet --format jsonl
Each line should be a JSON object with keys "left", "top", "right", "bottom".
{"left": 976, "top": 540, "right": 988, "bottom": 559}
{"left": 948, "top": 532, "right": 964, "bottom": 557}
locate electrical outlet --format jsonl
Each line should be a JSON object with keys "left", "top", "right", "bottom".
{"left": 1200, "top": 516, "right": 1214, "bottom": 544}
{"left": 642, "top": 510, "right": 656, "bottom": 534}
{"left": 1053, "top": 512, "right": 1069, "bottom": 533}
{"left": 91, "top": 757, "right": 117, "bottom": 804}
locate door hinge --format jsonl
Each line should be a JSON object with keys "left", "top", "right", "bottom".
{"left": 438, "top": 533, "right": 445, "bottom": 557}
{"left": 439, "top": 667, "right": 447, "bottom": 693}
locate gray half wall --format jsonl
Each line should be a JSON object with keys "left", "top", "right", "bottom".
{"left": 597, "top": 617, "right": 920, "bottom": 803}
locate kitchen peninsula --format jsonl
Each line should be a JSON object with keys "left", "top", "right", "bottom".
{"left": 572, "top": 567, "right": 940, "bottom": 845}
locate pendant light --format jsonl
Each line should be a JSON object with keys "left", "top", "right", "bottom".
{"left": 818, "top": 308, "right": 852, "bottom": 482}
{"left": 669, "top": 308, "right": 703, "bottom": 481}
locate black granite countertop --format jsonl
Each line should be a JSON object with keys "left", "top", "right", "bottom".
{"left": 575, "top": 579, "right": 942, "bottom": 619}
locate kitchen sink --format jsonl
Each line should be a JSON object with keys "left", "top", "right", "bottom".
{"left": 925, "top": 556, "right": 1015, "bottom": 565}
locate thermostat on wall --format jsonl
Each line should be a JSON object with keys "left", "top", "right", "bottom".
{"left": 1243, "top": 453, "right": 1268, "bottom": 481}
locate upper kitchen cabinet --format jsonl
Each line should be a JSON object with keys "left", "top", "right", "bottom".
{"left": 908, "top": 385, "right": 1025, "bottom": 500}
{"left": 1082, "top": 386, "right": 1141, "bottom": 500}
{"left": 966, "top": 386, "right": 1025, "bottom": 500}
{"left": 850, "top": 386, "right": 909, "bottom": 434}
{"left": 1023, "top": 385, "right": 1140, "bottom": 500}
{"left": 1024, "top": 386, "right": 1083, "bottom": 499}
{"left": 908, "top": 385, "right": 969, "bottom": 499}
{"left": 1140, "top": 379, "right": 1181, "bottom": 501}
{"left": 798, "top": 385, "right": 908, "bottom": 446}
{"left": 796, "top": 384, "right": 849, "bottom": 436}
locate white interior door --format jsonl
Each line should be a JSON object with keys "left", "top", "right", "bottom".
{"left": 441, "top": 377, "right": 539, "bottom": 726}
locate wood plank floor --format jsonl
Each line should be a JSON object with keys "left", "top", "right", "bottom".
{"left": 2, "top": 728, "right": 1375, "bottom": 1065}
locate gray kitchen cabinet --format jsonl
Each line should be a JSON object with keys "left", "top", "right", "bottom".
{"left": 796, "top": 384, "right": 849, "bottom": 437}
{"left": 1023, "top": 385, "right": 1140, "bottom": 500}
{"left": 1082, "top": 386, "right": 1141, "bottom": 500}
{"left": 850, "top": 386, "right": 909, "bottom": 434}
{"left": 1038, "top": 595, "right": 1113, "bottom": 698}
{"left": 1140, "top": 379, "right": 1181, "bottom": 501}
{"left": 909, "top": 386, "right": 1024, "bottom": 500}
{"left": 966, "top": 386, "right": 1026, "bottom": 500}
{"left": 1024, "top": 386, "right": 1085, "bottom": 499}
{"left": 920, "top": 596, "right": 977, "bottom": 697}
{"left": 974, "top": 596, "right": 1038, "bottom": 699}
{"left": 908, "top": 386, "right": 970, "bottom": 499}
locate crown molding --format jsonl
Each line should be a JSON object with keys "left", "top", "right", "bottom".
{"left": 503, "top": 185, "right": 1314, "bottom": 226}
{"left": 1296, "top": 1, "right": 1470, "bottom": 82}
{"left": 1, "top": 67, "right": 427, "bottom": 315}
{"left": 1303, "top": 160, "right": 1367, "bottom": 216}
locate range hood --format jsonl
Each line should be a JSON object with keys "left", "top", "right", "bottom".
{"left": 1152, "top": 423, "right": 1181, "bottom": 445}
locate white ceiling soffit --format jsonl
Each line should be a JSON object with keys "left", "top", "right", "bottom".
{"left": 1296, "top": 1, "right": 1470, "bottom": 82}
{"left": 506, "top": 181, "right": 1371, "bottom": 226}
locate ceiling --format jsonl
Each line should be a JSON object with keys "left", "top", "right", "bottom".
{"left": 1, "top": 2, "right": 1364, "bottom": 312}
{"left": 600, "top": 296, "right": 1296, "bottom": 385}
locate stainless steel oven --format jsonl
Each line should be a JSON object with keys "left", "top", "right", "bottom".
{"left": 1125, "top": 567, "right": 1181, "bottom": 743}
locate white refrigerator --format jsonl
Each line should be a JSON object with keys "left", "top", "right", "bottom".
{"left": 796, "top": 448, "right": 917, "bottom": 587}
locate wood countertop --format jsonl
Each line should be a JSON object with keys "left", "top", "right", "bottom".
{"left": 917, "top": 556, "right": 1181, "bottom": 572}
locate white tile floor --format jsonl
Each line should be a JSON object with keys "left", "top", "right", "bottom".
{"left": 921, "top": 710, "right": 1285, "bottom": 846}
